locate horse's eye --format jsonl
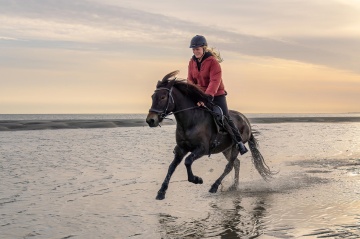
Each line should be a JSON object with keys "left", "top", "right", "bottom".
{"left": 161, "top": 95, "right": 166, "bottom": 100}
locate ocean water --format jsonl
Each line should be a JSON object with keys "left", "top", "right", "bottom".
{"left": 0, "top": 114, "right": 148, "bottom": 121}
{"left": 1, "top": 113, "right": 360, "bottom": 121}
{"left": 0, "top": 114, "right": 359, "bottom": 238}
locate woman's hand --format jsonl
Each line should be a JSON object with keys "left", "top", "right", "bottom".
{"left": 197, "top": 101, "right": 205, "bottom": 107}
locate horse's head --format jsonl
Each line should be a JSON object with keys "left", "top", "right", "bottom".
{"left": 146, "top": 71, "right": 179, "bottom": 127}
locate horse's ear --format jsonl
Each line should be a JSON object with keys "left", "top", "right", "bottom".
{"left": 169, "top": 79, "right": 177, "bottom": 88}
{"left": 162, "top": 70, "right": 179, "bottom": 82}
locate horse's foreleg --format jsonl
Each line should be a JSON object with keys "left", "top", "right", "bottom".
{"left": 156, "top": 146, "right": 187, "bottom": 200}
{"left": 184, "top": 150, "right": 204, "bottom": 185}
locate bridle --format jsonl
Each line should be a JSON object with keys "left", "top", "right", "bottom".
{"left": 149, "top": 85, "right": 201, "bottom": 121}
{"left": 149, "top": 86, "right": 175, "bottom": 120}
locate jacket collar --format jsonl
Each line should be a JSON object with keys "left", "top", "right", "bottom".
{"left": 192, "top": 52, "right": 213, "bottom": 71}
{"left": 192, "top": 51, "right": 212, "bottom": 63}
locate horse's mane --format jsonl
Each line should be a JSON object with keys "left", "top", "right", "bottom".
{"left": 156, "top": 70, "right": 210, "bottom": 105}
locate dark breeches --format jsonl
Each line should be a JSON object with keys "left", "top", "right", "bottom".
{"left": 213, "top": 94, "right": 229, "bottom": 117}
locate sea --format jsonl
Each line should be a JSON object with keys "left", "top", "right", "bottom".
{"left": 0, "top": 114, "right": 147, "bottom": 121}
{"left": 1, "top": 113, "right": 359, "bottom": 239}
{"left": 1, "top": 113, "right": 360, "bottom": 121}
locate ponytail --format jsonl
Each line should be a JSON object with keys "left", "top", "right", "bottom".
{"left": 205, "top": 46, "right": 223, "bottom": 63}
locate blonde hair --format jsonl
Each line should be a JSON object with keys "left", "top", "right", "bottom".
{"left": 205, "top": 46, "right": 223, "bottom": 63}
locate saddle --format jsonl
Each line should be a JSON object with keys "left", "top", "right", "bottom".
{"left": 204, "top": 103, "right": 240, "bottom": 156}
{"left": 207, "top": 105, "right": 236, "bottom": 156}
{"left": 209, "top": 105, "right": 227, "bottom": 134}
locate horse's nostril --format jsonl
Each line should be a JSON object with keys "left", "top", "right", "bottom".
{"left": 147, "top": 118, "right": 155, "bottom": 126}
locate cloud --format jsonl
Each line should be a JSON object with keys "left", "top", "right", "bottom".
{"left": 1, "top": 0, "right": 360, "bottom": 74}
{"left": 0, "top": 36, "right": 20, "bottom": 40}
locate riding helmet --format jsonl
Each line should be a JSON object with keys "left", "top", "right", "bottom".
{"left": 189, "top": 35, "right": 207, "bottom": 48}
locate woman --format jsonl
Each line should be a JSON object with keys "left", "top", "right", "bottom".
{"left": 187, "top": 35, "right": 248, "bottom": 155}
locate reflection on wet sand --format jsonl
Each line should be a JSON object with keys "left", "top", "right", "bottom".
{"left": 158, "top": 193, "right": 269, "bottom": 238}
{"left": 157, "top": 156, "right": 360, "bottom": 239}
{"left": 303, "top": 225, "right": 360, "bottom": 239}
{"left": 211, "top": 197, "right": 267, "bottom": 239}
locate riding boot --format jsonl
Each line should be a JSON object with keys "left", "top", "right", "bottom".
{"left": 227, "top": 118, "right": 248, "bottom": 155}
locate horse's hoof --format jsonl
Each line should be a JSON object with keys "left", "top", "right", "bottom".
{"left": 228, "top": 184, "right": 238, "bottom": 191}
{"left": 209, "top": 182, "right": 219, "bottom": 193}
{"left": 188, "top": 176, "right": 203, "bottom": 184}
{"left": 209, "top": 185, "right": 218, "bottom": 193}
{"left": 194, "top": 176, "right": 203, "bottom": 184}
{"left": 156, "top": 192, "right": 165, "bottom": 200}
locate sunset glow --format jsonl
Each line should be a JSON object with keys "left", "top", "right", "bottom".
{"left": 1, "top": 0, "right": 359, "bottom": 113}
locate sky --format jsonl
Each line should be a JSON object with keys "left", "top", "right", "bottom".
{"left": 1, "top": 0, "right": 360, "bottom": 114}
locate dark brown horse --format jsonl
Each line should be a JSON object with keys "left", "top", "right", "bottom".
{"left": 146, "top": 71, "right": 274, "bottom": 200}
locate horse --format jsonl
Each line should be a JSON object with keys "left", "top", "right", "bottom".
{"left": 146, "top": 71, "right": 274, "bottom": 200}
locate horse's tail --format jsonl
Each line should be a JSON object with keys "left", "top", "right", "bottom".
{"left": 248, "top": 133, "right": 275, "bottom": 181}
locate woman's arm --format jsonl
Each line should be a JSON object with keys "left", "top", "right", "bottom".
{"left": 205, "top": 59, "right": 222, "bottom": 96}
{"left": 187, "top": 60, "right": 196, "bottom": 85}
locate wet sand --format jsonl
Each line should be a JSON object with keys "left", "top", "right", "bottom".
{"left": 0, "top": 122, "right": 359, "bottom": 238}
{"left": 1, "top": 116, "right": 360, "bottom": 131}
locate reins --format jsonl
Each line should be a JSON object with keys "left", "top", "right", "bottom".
{"left": 165, "top": 105, "right": 202, "bottom": 117}
{"left": 149, "top": 84, "right": 212, "bottom": 126}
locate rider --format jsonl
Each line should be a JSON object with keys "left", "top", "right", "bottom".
{"left": 187, "top": 35, "right": 248, "bottom": 155}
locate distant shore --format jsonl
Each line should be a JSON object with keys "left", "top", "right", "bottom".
{"left": 250, "top": 116, "right": 360, "bottom": 123}
{"left": 1, "top": 117, "right": 360, "bottom": 131}
{"left": 0, "top": 119, "right": 173, "bottom": 131}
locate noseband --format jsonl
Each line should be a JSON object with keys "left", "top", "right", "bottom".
{"left": 149, "top": 86, "right": 175, "bottom": 119}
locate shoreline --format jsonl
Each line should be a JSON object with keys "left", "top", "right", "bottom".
{"left": 1, "top": 117, "right": 360, "bottom": 131}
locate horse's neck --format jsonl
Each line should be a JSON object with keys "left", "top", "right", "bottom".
{"left": 173, "top": 90, "right": 211, "bottom": 129}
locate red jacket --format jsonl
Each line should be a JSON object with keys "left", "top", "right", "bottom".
{"left": 187, "top": 55, "right": 226, "bottom": 97}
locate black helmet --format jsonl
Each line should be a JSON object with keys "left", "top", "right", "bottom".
{"left": 189, "top": 35, "right": 207, "bottom": 48}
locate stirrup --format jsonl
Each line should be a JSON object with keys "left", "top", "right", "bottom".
{"left": 237, "top": 142, "right": 248, "bottom": 155}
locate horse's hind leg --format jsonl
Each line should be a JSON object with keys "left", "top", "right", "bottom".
{"left": 156, "top": 146, "right": 188, "bottom": 200}
{"left": 209, "top": 147, "right": 239, "bottom": 193}
{"left": 229, "top": 158, "right": 240, "bottom": 191}
{"left": 218, "top": 148, "right": 241, "bottom": 191}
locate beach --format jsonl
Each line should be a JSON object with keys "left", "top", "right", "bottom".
{"left": 0, "top": 115, "right": 359, "bottom": 238}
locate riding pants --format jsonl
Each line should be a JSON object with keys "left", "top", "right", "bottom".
{"left": 213, "top": 94, "right": 229, "bottom": 117}
{"left": 213, "top": 95, "right": 244, "bottom": 143}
